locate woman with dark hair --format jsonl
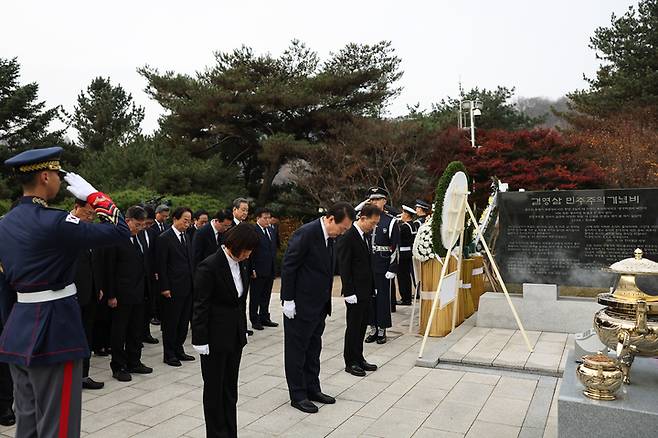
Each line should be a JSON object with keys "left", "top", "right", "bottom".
{"left": 191, "top": 222, "right": 260, "bottom": 438}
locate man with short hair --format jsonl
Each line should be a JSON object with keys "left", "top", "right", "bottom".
{"left": 139, "top": 205, "right": 161, "bottom": 337}
{"left": 157, "top": 207, "right": 195, "bottom": 367}
{"left": 71, "top": 199, "right": 105, "bottom": 390}
{"left": 193, "top": 209, "right": 233, "bottom": 268}
{"left": 249, "top": 208, "right": 278, "bottom": 330}
{"left": 187, "top": 209, "right": 209, "bottom": 242}
{"left": 0, "top": 146, "right": 129, "bottom": 437}
{"left": 338, "top": 204, "right": 381, "bottom": 377}
{"left": 282, "top": 202, "right": 355, "bottom": 413}
{"left": 231, "top": 198, "right": 249, "bottom": 226}
{"left": 152, "top": 204, "right": 171, "bottom": 234}
{"left": 100, "top": 206, "right": 154, "bottom": 381}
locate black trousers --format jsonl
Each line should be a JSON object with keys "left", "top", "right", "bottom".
{"left": 79, "top": 299, "right": 97, "bottom": 377}
{"left": 371, "top": 274, "right": 392, "bottom": 329}
{"left": 344, "top": 300, "right": 370, "bottom": 367}
{"left": 200, "top": 350, "right": 242, "bottom": 438}
{"left": 143, "top": 293, "right": 153, "bottom": 340}
{"left": 249, "top": 276, "right": 274, "bottom": 324}
{"left": 92, "top": 299, "right": 112, "bottom": 352}
{"left": 161, "top": 293, "right": 193, "bottom": 360}
{"left": 284, "top": 315, "right": 325, "bottom": 402}
{"left": 110, "top": 302, "right": 144, "bottom": 371}
{"left": 398, "top": 256, "right": 413, "bottom": 303}
{"left": 0, "top": 363, "right": 12, "bottom": 411}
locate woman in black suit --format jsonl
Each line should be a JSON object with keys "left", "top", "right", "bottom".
{"left": 191, "top": 223, "right": 260, "bottom": 438}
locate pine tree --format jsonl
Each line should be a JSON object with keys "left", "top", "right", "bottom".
{"left": 73, "top": 77, "right": 145, "bottom": 150}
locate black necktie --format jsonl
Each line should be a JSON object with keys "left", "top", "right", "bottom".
{"left": 159, "top": 223, "right": 164, "bottom": 232}
{"left": 180, "top": 233, "right": 186, "bottom": 246}
{"left": 131, "top": 236, "right": 142, "bottom": 254}
{"left": 327, "top": 238, "right": 334, "bottom": 260}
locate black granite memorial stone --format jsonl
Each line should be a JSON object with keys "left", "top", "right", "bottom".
{"left": 495, "top": 188, "right": 658, "bottom": 287}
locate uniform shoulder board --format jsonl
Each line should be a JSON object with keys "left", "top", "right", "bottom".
{"left": 65, "top": 213, "right": 80, "bottom": 224}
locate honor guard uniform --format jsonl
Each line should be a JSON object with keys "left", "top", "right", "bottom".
{"left": 397, "top": 205, "right": 416, "bottom": 305}
{"left": 0, "top": 147, "right": 129, "bottom": 437}
{"left": 413, "top": 199, "right": 431, "bottom": 232}
{"left": 362, "top": 187, "right": 399, "bottom": 345}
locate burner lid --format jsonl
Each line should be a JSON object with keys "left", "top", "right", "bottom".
{"left": 607, "top": 249, "right": 658, "bottom": 275}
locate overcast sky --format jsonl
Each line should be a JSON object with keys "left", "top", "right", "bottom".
{"left": 1, "top": 0, "right": 637, "bottom": 135}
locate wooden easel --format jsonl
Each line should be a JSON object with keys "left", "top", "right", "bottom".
{"left": 418, "top": 195, "right": 533, "bottom": 358}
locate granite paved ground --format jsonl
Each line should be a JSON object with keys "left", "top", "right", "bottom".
{"left": 0, "top": 285, "right": 561, "bottom": 438}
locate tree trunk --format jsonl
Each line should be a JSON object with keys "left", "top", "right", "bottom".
{"left": 257, "top": 158, "right": 281, "bottom": 205}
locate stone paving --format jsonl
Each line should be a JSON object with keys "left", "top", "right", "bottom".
{"left": 0, "top": 289, "right": 563, "bottom": 437}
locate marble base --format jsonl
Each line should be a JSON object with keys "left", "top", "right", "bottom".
{"left": 559, "top": 349, "right": 658, "bottom": 438}
{"left": 476, "top": 284, "right": 602, "bottom": 333}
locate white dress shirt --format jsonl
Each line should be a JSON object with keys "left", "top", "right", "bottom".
{"left": 319, "top": 217, "right": 330, "bottom": 247}
{"left": 222, "top": 245, "right": 244, "bottom": 297}
{"left": 172, "top": 226, "right": 185, "bottom": 243}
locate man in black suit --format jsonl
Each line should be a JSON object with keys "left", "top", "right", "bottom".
{"left": 71, "top": 200, "right": 105, "bottom": 389}
{"left": 157, "top": 207, "right": 195, "bottom": 367}
{"left": 151, "top": 204, "right": 170, "bottom": 234}
{"left": 191, "top": 223, "right": 260, "bottom": 438}
{"left": 249, "top": 208, "right": 279, "bottom": 331}
{"left": 141, "top": 205, "right": 162, "bottom": 329}
{"left": 231, "top": 198, "right": 249, "bottom": 226}
{"left": 187, "top": 209, "right": 209, "bottom": 243}
{"left": 337, "top": 204, "right": 381, "bottom": 377}
{"left": 281, "top": 202, "right": 355, "bottom": 413}
{"left": 192, "top": 209, "right": 233, "bottom": 268}
{"left": 101, "top": 206, "right": 154, "bottom": 381}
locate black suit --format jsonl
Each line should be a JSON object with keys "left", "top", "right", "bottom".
{"left": 192, "top": 249, "right": 249, "bottom": 438}
{"left": 157, "top": 228, "right": 194, "bottom": 361}
{"left": 138, "top": 228, "right": 159, "bottom": 334}
{"left": 100, "top": 237, "right": 148, "bottom": 372}
{"left": 193, "top": 222, "right": 220, "bottom": 268}
{"left": 151, "top": 220, "right": 170, "bottom": 235}
{"left": 280, "top": 219, "right": 334, "bottom": 402}
{"left": 337, "top": 225, "right": 375, "bottom": 367}
{"left": 248, "top": 224, "right": 277, "bottom": 324}
{"left": 74, "top": 249, "right": 101, "bottom": 378}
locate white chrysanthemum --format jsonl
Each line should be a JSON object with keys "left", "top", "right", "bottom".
{"left": 413, "top": 215, "right": 435, "bottom": 262}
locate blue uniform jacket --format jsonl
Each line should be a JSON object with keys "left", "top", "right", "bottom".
{"left": 0, "top": 196, "right": 129, "bottom": 366}
{"left": 371, "top": 213, "right": 400, "bottom": 274}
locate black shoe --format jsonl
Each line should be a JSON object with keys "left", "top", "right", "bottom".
{"left": 176, "top": 353, "right": 195, "bottom": 361}
{"left": 164, "top": 358, "right": 182, "bottom": 367}
{"left": 262, "top": 320, "right": 279, "bottom": 327}
{"left": 0, "top": 406, "right": 15, "bottom": 427}
{"left": 360, "top": 361, "right": 378, "bottom": 371}
{"left": 365, "top": 333, "right": 378, "bottom": 343}
{"left": 308, "top": 391, "right": 335, "bottom": 404}
{"left": 345, "top": 364, "right": 366, "bottom": 377}
{"left": 291, "top": 399, "right": 318, "bottom": 413}
{"left": 112, "top": 369, "right": 132, "bottom": 382}
{"left": 252, "top": 323, "right": 264, "bottom": 330}
{"left": 391, "top": 306, "right": 396, "bottom": 313}
{"left": 376, "top": 335, "right": 387, "bottom": 344}
{"left": 150, "top": 318, "right": 161, "bottom": 326}
{"left": 94, "top": 349, "right": 109, "bottom": 357}
{"left": 247, "top": 329, "right": 254, "bottom": 336}
{"left": 143, "top": 335, "right": 159, "bottom": 344}
{"left": 128, "top": 363, "right": 153, "bottom": 374}
{"left": 396, "top": 300, "right": 412, "bottom": 306}
{"left": 82, "top": 377, "right": 105, "bottom": 390}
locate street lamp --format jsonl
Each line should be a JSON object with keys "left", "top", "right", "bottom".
{"left": 460, "top": 99, "right": 483, "bottom": 148}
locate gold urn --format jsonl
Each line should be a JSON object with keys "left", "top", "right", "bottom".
{"left": 576, "top": 353, "right": 624, "bottom": 400}
{"left": 593, "top": 249, "right": 658, "bottom": 384}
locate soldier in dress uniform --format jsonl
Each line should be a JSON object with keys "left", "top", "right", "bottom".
{"left": 0, "top": 146, "right": 129, "bottom": 437}
{"left": 362, "top": 187, "right": 399, "bottom": 345}
{"left": 397, "top": 205, "right": 416, "bottom": 305}
{"left": 413, "top": 199, "right": 431, "bottom": 232}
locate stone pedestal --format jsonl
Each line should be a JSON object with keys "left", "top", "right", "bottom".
{"left": 559, "top": 349, "right": 658, "bottom": 438}
{"left": 476, "top": 283, "right": 603, "bottom": 333}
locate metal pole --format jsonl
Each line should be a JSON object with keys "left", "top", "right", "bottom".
{"left": 470, "top": 101, "right": 476, "bottom": 148}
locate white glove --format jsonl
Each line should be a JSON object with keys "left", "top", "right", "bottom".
{"left": 344, "top": 295, "right": 358, "bottom": 304}
{"left": 193, "top": 344, "right": 210, "bottom": 355}
{"left": 64, "top": 172, "right": 97, "bottom": 201}
{"left": 385, "top": 271, "right": 396, "bottom": 280}
{"left": 283, "top": 300, "right": 296, "bottom": 319}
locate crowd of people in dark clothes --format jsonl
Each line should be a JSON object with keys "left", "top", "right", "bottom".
{"left": 0, "top": 147, "right": 433, "bottom": 438}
